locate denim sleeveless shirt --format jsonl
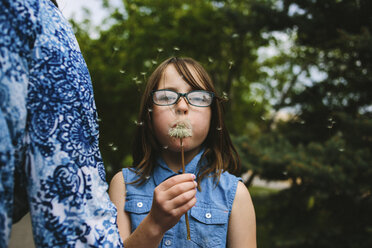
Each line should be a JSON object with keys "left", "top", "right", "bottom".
{"left": 122, "top": 150, "right": 241, "bottom": 248}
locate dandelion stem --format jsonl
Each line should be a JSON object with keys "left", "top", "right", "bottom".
{"left": 181, "top": 138, "right": 191, "bottom": 240}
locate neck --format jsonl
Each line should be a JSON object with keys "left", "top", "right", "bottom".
{"left": 161, "top": 147, "right": 201, "bottom": 173}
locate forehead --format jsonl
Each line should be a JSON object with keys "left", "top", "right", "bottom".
{"left": 157, "top": 64, "right": 206, "bottom": 90}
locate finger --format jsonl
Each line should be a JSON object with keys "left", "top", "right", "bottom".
{"left": 170, "top": 187, "right": 197, "bottom": 209}
{"left": 166, "top": 180, "right": 197, "bottom": 200}
{"left": 171, "top": 196, "right": 197, "bottom": 217}
{"left": 157, "top": 173, "right": 195, "bottom": 191}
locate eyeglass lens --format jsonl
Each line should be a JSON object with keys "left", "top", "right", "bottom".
{"left": 153, "top": 90, "right": 213, "bottom": 107}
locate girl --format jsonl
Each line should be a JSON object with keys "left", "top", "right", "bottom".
{"left": 109, "top": 57, "right": 256, "bottom": 247}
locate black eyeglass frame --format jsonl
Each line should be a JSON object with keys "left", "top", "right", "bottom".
{"left": 151, "top": 89, "right": 215, "bottom": 107}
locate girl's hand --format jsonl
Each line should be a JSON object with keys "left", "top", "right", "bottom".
{"left": 148, "top": 173, "right": 197, "bottom": 234}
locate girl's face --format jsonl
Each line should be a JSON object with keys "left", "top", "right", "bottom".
{"left": 151, "top": 64, "right": 211, "bottom": 154}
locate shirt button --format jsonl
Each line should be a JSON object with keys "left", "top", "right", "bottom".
{"left": 137, "top": 202, "right": 143, "bottom": 208}
{"left": 205, "top": 213, "right": 212, "bottom": 219}
{"left": 165, "top": 239, "right": 172, "bottom": 246}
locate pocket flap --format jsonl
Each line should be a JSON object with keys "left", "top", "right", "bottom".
{"left": 190, "top": 206, "right": 229, "bottom": 225}
{"left": 125, "top": 196, "right": 152, "bottom": 214}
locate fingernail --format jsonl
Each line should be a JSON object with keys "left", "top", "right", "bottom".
{"left": 192, "top": 174, "right": 196, "bottom": 179}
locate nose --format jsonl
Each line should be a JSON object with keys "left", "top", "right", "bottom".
{"left": 175, "top": 95, "right": 189, "bottom": 115}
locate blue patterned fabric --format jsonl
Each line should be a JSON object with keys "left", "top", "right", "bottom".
{"left": 0, "top": 0, "right": 122, "bottom": 247}
{"left": 123, "top": 150, "right": 241, "bottom": 248}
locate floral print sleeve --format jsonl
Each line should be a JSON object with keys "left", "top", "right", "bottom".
{"left": 0, "top": 0, "right": 123, "bottom": 247}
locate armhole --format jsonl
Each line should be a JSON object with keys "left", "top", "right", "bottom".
{"left": 122, "top": 168, "right": 127, "bottom": 185}
{"left": 228, "top": 176, "right": 242, "bottom": 213}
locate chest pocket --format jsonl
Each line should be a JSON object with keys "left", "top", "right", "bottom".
{"left": 190, "top": 205, "right": 229, "bottom": 248}
{"left": 125, "top": 195, "right": 152, "bottom": 232}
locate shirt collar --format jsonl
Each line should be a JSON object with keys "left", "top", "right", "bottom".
{"left": 153, "top": 148, "right": 205, "bottom": 186}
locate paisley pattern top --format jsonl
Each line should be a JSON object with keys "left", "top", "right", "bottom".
{"left": 0, "top": 0, "right": 122, "bottom": 246}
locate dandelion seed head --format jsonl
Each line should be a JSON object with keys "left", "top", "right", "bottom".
{"left": 169, "top": 120, "right": 192, "bottom": 139}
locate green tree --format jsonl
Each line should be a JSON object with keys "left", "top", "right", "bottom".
{"left": 235, "top": 0, "right": 372, "bottom": 247}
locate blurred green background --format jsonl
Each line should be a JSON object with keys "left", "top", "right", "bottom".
{"left": 70, "top": 0, "right": 372, "bottom": 247}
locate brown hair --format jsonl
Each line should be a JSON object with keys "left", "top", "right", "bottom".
{"left": 131, "top": 57, "right": 240, "bottom": 187}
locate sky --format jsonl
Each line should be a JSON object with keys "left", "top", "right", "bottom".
{"left": 56, "top": 0, "right": 121, "bottom": 25}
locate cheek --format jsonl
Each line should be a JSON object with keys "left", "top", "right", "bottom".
{"left": 192, "top": 110, "right": 211, "bottom": 139}
{"left": 151, "top": 108, "right": 171, "bottom": 142}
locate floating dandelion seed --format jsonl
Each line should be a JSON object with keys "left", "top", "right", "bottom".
{"left": 134, "top": 120, "right": 144, "bottom": 126}
{"left": 113, "top": 46, "right": 119, "bottom": 52}
{"left": 208, "top": 57, "right": 214, "bottom": 63}
{"left": 327, "top": 117, "right": 336, "bottom": 128}
{"left": 152, "top": 60, "right": 158, "bottom": 65}
{"left": 148, "top": 108, "right": 153, "bottom": 112}
{"left": 228, "top": 60, "right": 234, "bottom": 69}
{"left": 173, "top": 46, "right": 180, "bottom": 51}
{"left": 108, "top": 142, "right": 114, "bottom": 147}
{"left": 339, "top": 148, "right": 345, "bottom": 152}
{"left": 216, "top": 127, "right": 222, "bottom": 131}
{"left": 261, "top": 116, "right": 266, "bottom": 121}
{"left": 300, "top": 120, "right": 306, "bottom": 124}
{"left": 112, "top": 146, "right": 118, "bottom": 151}
{"left": 232, "top": 33, "right": 239, "bottom": 38}
{"left": 135, "top": 80, "right": 142, "bottom": 85}
{"left": 222, "top": 92, "right": 229, "bottom": 101}
{"left": 132, "top": 76, "right": 138, "bottom": 81}
{"left": 141, "top": 72, "right": 147, "bottom": 76}
{"left": 163, "top": 145, "right": 168, "bottom": 150}
{"left": 119, "top": 69, "right": 126, "bottom": 74}
{"left": 97, "top": 118, "right": 102, "bottom": 122}
{"left": 157, "top": 48, "right": 164, "bottom": 53}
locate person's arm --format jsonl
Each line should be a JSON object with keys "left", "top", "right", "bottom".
{"left": 109, "top": 172, "right": 197, "bottom": 248}
{"left": 227, "top": 181, "right": 257, "bottom": 248}
{"left": 108, "top": 172, "right": 132, "bottom": 241}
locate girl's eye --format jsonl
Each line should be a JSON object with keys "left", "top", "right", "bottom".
{"left": 158, "top": 93, "right": 177, "bottom": 102}
{"left": 188, "top": 91, "right": 213, "bottom": 106}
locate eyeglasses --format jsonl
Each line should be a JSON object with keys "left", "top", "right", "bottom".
{"left": 151, "top": 89, "right": 214, "bottom": 107}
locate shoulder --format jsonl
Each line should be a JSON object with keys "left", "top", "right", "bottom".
{"left": 234, "top": 181, "right": 252, "bottom": 204}
{"left": 232, "top": 181, "right": 255, "bottom": 217}
{"left": 228, "top": 181, "right": 256, "bottom": 247}
{"left": 110, "top": 170, "right": 125, "bottom": 185}
{"left": 108, "top": 171, "right": 126, "bottom": 204}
